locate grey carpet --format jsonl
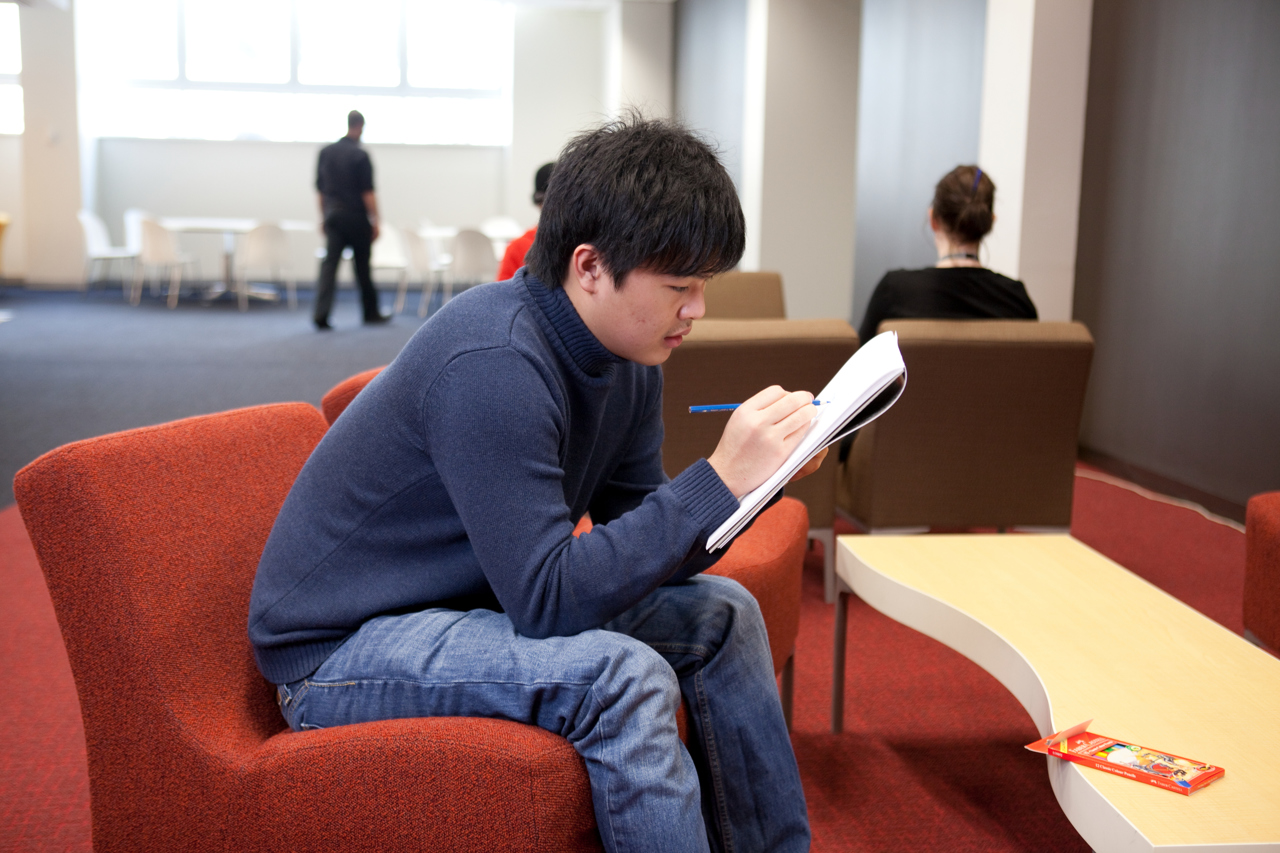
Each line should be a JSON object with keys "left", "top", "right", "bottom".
{"left": 0, "top": 283, "right": 441, "bottom": 506}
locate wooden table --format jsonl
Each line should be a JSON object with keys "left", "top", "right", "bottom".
{"left": 832, "top": 534, "right": 1280, "bottom": 852}
{"left": 159, "top": 218, "right": 315, "bottom": 297}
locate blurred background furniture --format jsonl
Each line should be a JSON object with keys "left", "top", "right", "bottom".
{"left": 369, "top": 225, "right": 410, "bottom": 314}
{"left": 401, "top": 227, "right": 445, "bottom": 317}
{"left": 1244, "top": 491, "right": 1280, "bottom": 653}
{"left": 448, "top": 227, "right": 498, "bottom": 297}
{"left": 838, "top": 319, "right": 1094, "bottom": 533}
{"left": 320, "top": 366, "right": 808, "bottom": 726}
{"left": 661, "top": 318, "right": 860, "bottom": 602}
{"left": 78, "top": 210, "right": 137, "bottom": 295}
{"left": 134, "top": 218, "right": 197, "bottom": 308}
{"left": 235, "top": 223, "right": 296, "bottom": 311}
{"left": 703, "top": 270, "right": 786, "bottom": 319}
{"left": 479, "top": 214, "right": 523, "bottom": 259}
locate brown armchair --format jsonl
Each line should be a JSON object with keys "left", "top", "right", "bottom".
{"left": 661, "top": 318, "right": 861, "bottom": 602}
{"left": 838, "top": 319, "right": 1094, "bottom": 531}
{"left": 704, "top": 270, "right": 786, "bottom": 319}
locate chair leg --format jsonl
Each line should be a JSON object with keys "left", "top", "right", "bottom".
{"left": 394, "top": 270, "right": 408, "bottom": 315}
{"left": 832, "top": 582, "right": 849, "bottom": 733}
{"left": 131, "top": 263, "right": 145, "bottom": 306}
{"left": 167, "top": 265, "right": 181, "bottom": 309}
{"left": 811, "top": 528, "right": 836, "bottom": 604}
{"left": 780, "top": 652, "right": 795, "bottom": 732}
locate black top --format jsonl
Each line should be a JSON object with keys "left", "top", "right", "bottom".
{"left": 315, "top": 136, "right": 374, "bottom": 218}
{"left": 858, "top": 266, "right": 1038, "bottom": 342}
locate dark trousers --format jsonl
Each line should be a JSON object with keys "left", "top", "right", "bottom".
{"left": 315, "top": 211, "right": 381, "bottom": 323}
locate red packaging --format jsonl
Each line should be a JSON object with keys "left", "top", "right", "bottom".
{"left": 1026, "top": 720, "right": 1225, "bottom": 796}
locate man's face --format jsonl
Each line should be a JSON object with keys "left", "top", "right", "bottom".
{"left": 567, "top": 255, "right": 707, "bottom": 366}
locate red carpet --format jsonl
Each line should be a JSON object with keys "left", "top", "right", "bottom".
{"left": 0, "top": 468, "right": 1249, "bottom": 852}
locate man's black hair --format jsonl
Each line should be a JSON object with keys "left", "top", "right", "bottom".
{"left": 347, "top": 110, "right": 365, "bottom": 128}
{"left": 525, "top": 115, "right": 745, "bottom": 288}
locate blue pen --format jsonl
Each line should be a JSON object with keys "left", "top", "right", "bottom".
{"left": 689, "top": 401, "right": 824, "bottom": 413}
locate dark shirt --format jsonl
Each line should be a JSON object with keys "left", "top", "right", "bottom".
{"left": 315, "top": 136, "right": 374, "bottom": 218}
{"left": 248, "top": 270, "right": 740, "bottom": 685}
{"left": 858, "top": 266, "right": 1038, "bottom": 342}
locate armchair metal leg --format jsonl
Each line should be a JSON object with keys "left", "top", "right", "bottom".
{"left": 811, "top": 527, "right": 836, "bottom": 603}
{"left": 832, "top": 580, "right": 849, "bottom": 733}
{"left": 781, "top": 652, "right": 795, "bottom": 732}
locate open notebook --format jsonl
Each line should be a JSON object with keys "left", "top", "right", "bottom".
{"left": 707, "top": 331, "right": 907, "bottom": 551}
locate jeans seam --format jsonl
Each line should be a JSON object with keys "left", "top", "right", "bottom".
{"left": 694, "top": 669, "right": 734, "bottom": 853}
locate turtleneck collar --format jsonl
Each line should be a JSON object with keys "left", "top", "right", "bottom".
{"left": 519, "top": 269, "right": 621, "bottom": 378}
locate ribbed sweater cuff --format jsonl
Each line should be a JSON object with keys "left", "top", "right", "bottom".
{"left": 669, "top": 458, "right": 739, "bottom": 535}
{"left": 253, "top": 637, "right": 347, "bottom": 686}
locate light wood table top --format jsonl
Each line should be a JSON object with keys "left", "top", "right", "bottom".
{"left": 834, "top": 534, "right": 1280, "bottom": 852}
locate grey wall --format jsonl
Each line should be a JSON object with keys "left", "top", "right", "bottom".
{"left": 851, "top": 0, "right": 986, "bottom": 329}
{"left": 673, "top": 0, "right": 748, "bottom": 189}
{"left": 1073, "top": 0, "right": 1280, "bottom": 505}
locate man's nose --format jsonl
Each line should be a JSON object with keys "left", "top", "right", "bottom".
{"left": 679, "top": 285, "right": 707, "bottom": 321}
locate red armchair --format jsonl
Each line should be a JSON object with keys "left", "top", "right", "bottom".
{"left": 16, "top": 400, "right": 806, "bottom": 850}
{"left": 1245, "top": 491, "right": 1280, "bottom": 653}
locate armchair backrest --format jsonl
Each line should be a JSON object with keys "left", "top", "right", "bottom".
{"left": 660, "top": 318, "right": 859, "bottom": 528}
{"left": 14, "top": 403, "right": 328, "bottom": 828}
{"left": 841, "top": 319, "right": 1094, "bottom": 529}
{"left": 321, "top": 366, "right": 386, "bottom": 425}
{"left": 703, "top": 271, "right": 786, "bottom": 319}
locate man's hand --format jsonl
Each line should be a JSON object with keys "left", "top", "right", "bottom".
{"left": 707, "top": 386, "right": 818, "bottom": 498}
{"left": 370, "top": 221, "right": 381, "bottom": 242}
{"left": 788, "top": 446, "right": 829, "bottom": 484}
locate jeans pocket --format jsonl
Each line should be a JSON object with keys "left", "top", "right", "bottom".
{"left": 276, "top": 678, "right": 313, "bottom": 731}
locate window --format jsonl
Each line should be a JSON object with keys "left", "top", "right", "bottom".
{"left": 75, "top": 0, "right": 514, "bottom": 145}
{"left": 0, "top": 3, "right": 22, "bottom": 135}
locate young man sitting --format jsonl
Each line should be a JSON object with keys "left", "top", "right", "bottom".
{"left": 249, "top": 116, "right": 822, "bottom": 853}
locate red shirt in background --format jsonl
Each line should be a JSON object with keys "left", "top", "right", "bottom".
{"left": 497, "top": 227, "right": 538, "bottom": 281}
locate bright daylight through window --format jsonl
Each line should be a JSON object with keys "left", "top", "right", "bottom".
{"left": 75, "top": 0, "right": 514, "bottom": 145}
{"left": 0, "top": 3, "right": 22, "bottom": 135}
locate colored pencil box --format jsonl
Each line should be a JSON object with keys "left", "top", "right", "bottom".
{"left": 1026, "top": 720, "right": 1224, "bottom": 795}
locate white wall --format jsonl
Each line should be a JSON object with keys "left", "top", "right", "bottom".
{"left": 752, "top": 0, "right": 861, "bottom": 320}
{"left": 506, "top": 6, "right": 610, "bottom": 230}
{"left": 978, "top": 0, "right": 1093, "bottom": 321}
{"left": 0, "top": 134, "right": 24, "bottom": 278}
{"left": 94, "top": 137, "right": 506, "bottom": 282}
{"left": 618, "top": 0, "right": 675, "bottom": 119}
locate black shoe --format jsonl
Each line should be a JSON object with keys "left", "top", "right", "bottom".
{"left": 363, "top": 313, "right": 392, "bottom": 325}
{"left": 314, "top": 319, "right": 333, "bottom": 331}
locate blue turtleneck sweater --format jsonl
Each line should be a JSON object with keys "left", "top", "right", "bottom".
{"left": 249, "top": 270, "right": 741, "bottom": 685}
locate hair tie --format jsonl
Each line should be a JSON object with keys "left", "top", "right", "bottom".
{"left": 971, "top": 168, "right": 983, "bottom": 194}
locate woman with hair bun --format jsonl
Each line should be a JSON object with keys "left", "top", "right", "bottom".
{"left": 858, "top": 164, "right": 1037, "bottom": 342}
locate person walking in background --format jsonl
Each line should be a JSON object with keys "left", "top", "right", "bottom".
{"left": 313, "top": 110, "right": 388, "bottom": 330}
{"left": 496, "top": 161, "right": 555, "bottom": 281}
{"left": 858, "top": 165, "right": 1037, "bottom": 342}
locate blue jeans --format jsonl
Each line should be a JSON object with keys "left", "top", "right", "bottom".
{"left": 276, "top": 574, "right": 809, "bottom": 853}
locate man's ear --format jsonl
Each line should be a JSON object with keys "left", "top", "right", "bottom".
{"left": 568, "top": 244, "right": 606, "bottom": 295}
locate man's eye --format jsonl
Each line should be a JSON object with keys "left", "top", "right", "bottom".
{"left": 671, "top": 286, "right": 689, "bottom": 293}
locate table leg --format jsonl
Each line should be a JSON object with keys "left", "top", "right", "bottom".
{"left": 832, "top": 581, "right": 849, "bottom": 733}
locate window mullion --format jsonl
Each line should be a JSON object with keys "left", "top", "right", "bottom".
{"left": 176, "top": 0, "right": 187, "bottom": 83}
{"left": 289, "top": 0, "right": 300, "bottom": 87}
{"left": 398, "top": 0, "right": 409, "bottom": 92}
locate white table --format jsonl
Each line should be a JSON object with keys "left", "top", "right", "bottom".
{"left": 158, "top": 218, "right": 315, "bottom": 298}
{"left": 833, "top": 534, "right": 1280, "bottom": 852}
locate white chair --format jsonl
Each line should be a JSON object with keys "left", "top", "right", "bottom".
{"left": 402, "top": 227, "right": 446, "bottom": 317}
{"left": 133, "top": 219, "right": 195, "bottom": 309}
{"left": 78, "top": 210, "right": 137, "bottom": 294}
{"left": 448, "top": 228, "right": 498, "bottom": 297}
{"left": 370, "top": 226, "right": 411, "bottom": 314}
{"left": 235, "top": 223, "right": 296, "bottom": 312}
{"left": 479, "top": 214, "right": 523, "bottom": 258}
